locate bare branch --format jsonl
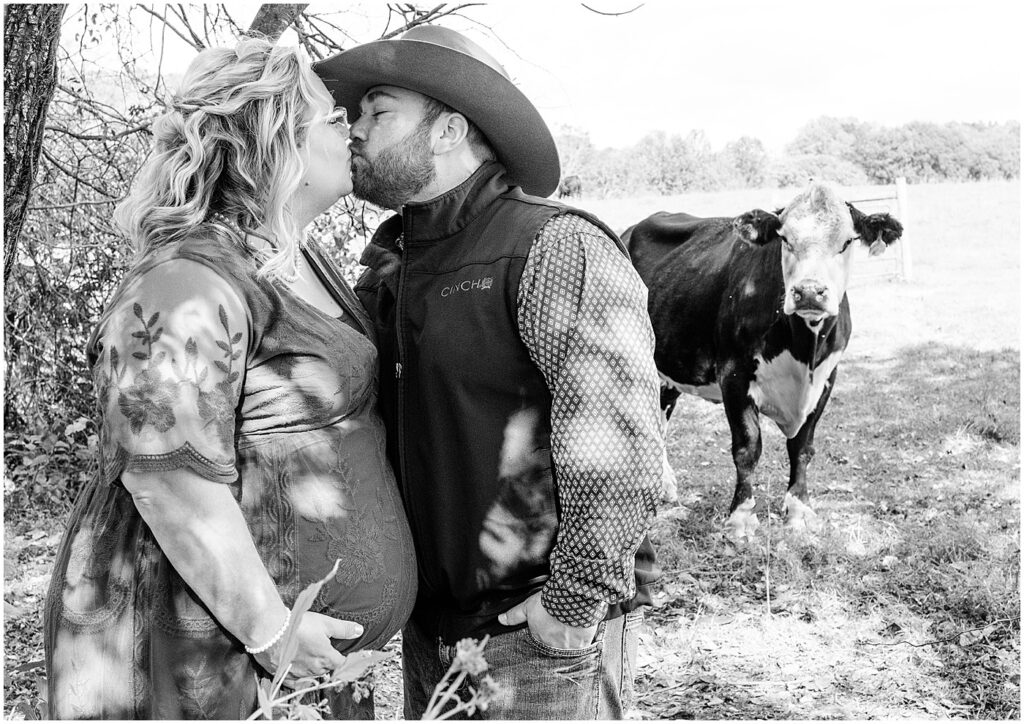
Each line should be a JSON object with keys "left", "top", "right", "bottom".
{"left": 54, "top": 81, "right": 161, "bottom": 124}
{"left": 137, "top": 5, "right": 204, "bottom": 51}
{"left": 580, "top": 2, "right": 644, "bottom": 16}
{"left": 28, "top": 198, "right": 122, "bottom": 211}
{"left": 295, "top": 13, "right": 354, "bottom": 56}
{"left": 171, "top": 4, "right": 208, "bottom": 49}
{"left": 40, "top": 148, "right": 118, "bottom": 199}
{"left": 858, "top": 617, "right": 1020, "bottom": 648}
{"left": 45, "top": 122, "right": 152, "bottom": 142}
{"left": 202, "top": 4, "right": 214, "bottom": 43}
{"left": 378, "top": 3, "right": 486, "bottom": 40}
{"left": 152, "top": 6, "right": 170, "bottom": 100}
{"left": 300, "top": 11, "right": 359, "bottom": 47}
{"left": 290, "top": 16, "right": 330, "bottom": 59}
{"left": 219, "top": 5, "right": 245, "bottom": 36}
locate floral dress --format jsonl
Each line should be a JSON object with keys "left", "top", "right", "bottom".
{"left": 43, "top": 228, "right": 417, "bottom": 719}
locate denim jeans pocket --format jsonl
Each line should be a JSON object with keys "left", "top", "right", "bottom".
{"left": 521, "top": 620, "right": 605, "bottom": 657}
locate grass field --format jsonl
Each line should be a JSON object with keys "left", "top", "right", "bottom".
{"left": 4, "top": 180, "right": 1019, "bottom": 719}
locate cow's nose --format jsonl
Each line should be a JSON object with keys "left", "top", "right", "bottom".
{"left": 791, "top": 281, "right": 828, "bottom": 306}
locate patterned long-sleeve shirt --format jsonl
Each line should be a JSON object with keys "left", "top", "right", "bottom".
{"left": 517, "top": 213, "right": 663, "bottom": 628}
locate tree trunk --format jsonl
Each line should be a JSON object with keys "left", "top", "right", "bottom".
{"left": 3, "top": 4, "right": 66, "bottom": 284}
{"left": 248, "top": 4, "right": 308, "bottom": 41}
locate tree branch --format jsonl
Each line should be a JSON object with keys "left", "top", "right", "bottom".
{"left": 289, "top": 17, "right": 330, "bottom": 59}
{"left": 858, "top": 617, "right": 1019, "bottom": 648}
{"left": 137, "top": 5, "right": 204, "bottom": 51}
{"left": 378, "top": 4, "right": 486, "bottom": 40}
{"left": 40, "top": 147, "right": 119, "bottom": 199}
{"left": 301, "top": 11, "right": 359, "bottom": 46}
{"left": 28, "top": 197, "right": 123, "bottom": 211}
{"left": 54, "top": 85, "right": 145, "bottom": 124}
{"left": 219, "top": 5, "right": 245, "bottom": 36}
{"left": 248, "top": 4, "right": 308, "bottom": 41}
{"left": 171, "top": 3, "right": 208, "bottom": 50}
{"left": 580, "top": 2, "right": 644, "bottom": 16}
{"left": 45, "top": 121, "right": 151, "bottom": 141}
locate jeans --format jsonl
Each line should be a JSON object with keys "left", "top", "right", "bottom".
{"left": 403, "top": 609, "right": 643, "bottom": 720}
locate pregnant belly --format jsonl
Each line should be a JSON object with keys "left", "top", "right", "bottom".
{"left": 237, "top": 418, "right": 417, "bottom": 652}
{"left": 295, "top": 484, "right": 417, "bottom": 652}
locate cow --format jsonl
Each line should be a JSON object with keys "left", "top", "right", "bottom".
{"left": 622, "top": 182, "right": 903, "bottom": 541}
{"left": 557, "top": 174, "right": 582, "bottom": 199}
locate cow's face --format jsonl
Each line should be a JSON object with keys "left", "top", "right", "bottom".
{"left": 732, "top": 183, "right": 903, "bottom": 325}
{"left": 775, "top": 183, "right": 858, "bottom": 321}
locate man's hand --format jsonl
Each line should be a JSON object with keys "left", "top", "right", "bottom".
{"left": 498, "top": 592, "right": 598, "bottom": 650}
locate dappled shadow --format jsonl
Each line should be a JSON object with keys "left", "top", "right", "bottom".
{"left": 640, "top": 342, "right": 1019, "bottom": 719}
{"left": 837, "top": 342, "right": 1019, "bottom": 443}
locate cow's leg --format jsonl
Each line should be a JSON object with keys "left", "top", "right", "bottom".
{"left": 784, "top": 367, "right": 837, "bottom": 532}
{"left": 659, "top": 386, "right": 682, "bottom": 503}
{"left": 721, "top": 381, "right": 762, "bottom": 542}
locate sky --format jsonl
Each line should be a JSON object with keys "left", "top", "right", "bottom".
{"left": 82, "top": 1, "right": 1022, "bottom": 153}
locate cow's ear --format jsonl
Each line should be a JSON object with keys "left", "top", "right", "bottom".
{"left": 847, "top": 203, "right": 904, "bottom": 248}
{"left": 732, "top": 209, "right": 781, "bottom": 246}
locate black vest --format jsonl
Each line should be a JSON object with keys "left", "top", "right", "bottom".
{"left": 355, "top": 162, "right": 658, "bottom": 642}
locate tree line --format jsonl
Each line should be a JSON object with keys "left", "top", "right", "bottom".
{"left": 555, "top": 117, "right": 1020, "bottom": 198}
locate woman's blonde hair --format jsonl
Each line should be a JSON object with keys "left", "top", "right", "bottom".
{"left": 114, "top": 37, "right": 335, "bottom": 279}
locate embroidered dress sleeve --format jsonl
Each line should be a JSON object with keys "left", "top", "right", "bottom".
{"left": 517, "top": 214, "right": 663, "bottom": 628}
{"left": 93, "top": 257, "right": 249, "bottom": 485}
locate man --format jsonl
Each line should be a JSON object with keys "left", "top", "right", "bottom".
{"left": 314, "top": 25, "right": 664, "bottom": 720}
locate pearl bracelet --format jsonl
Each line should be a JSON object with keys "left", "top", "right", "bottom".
{"left": 245, "top": 609, "right": 292, "bottom": 655}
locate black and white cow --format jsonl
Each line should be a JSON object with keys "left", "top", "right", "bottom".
{"left": 558, "top": 174, "right": 583, "bottom": 199}
{"left": 623, "top": 182, "right": 903, "bottom": 540}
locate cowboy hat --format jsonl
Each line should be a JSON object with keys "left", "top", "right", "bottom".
{"left": 312, "top": 25, "right": 560, "bottom": 198}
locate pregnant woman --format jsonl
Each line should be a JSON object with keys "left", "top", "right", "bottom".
{"left": 43, "top": 38, "right": 416, "bottom": 719}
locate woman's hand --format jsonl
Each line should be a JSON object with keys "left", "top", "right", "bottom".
{"left": 254, "top": 611, "right": 364, "bottom": 682}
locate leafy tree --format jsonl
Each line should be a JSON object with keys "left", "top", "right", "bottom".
{"left": 722, "top": 136, "right": 768, "bottom": 188}
{"left": 767, "top": 154, "right": 868, "bottom": 188}
{"left": 786, "top": 116, "right": 867, "bottom": 161}
{"left": 553, "top": 124, "right": 596, "bottom": 177}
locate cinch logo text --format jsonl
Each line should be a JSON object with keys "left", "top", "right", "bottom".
{"left": 441, "top": 277, "right": 494, "bottom": 297}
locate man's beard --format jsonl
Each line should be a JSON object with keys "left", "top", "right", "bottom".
{"left": 351, "top": 122, "right": 436, "bottom": 209}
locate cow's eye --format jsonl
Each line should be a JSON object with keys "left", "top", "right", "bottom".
{"left": 778, "top": 235, "right": 792, "bottom": 249}
{"left": 840, "top": 236, "right": 858, "bottom": 253}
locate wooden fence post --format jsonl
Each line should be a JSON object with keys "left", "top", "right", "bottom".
{"left": 895, "top": 176, "right": 912, "bottom": 282}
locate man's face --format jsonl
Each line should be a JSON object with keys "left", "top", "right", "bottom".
{"left": 349, "top": 85, "right": 437, "bottom": 210}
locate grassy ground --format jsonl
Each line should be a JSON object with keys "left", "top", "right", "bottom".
{"left": 4, "top": 180, "right": 1019, "bottom": 719}
{"left": 638, "top": 341, "right": 1019, "bottom": 719}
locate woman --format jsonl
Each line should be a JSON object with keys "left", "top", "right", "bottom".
{"left": 43, "top": 39, "right": 417, "bottom": 719}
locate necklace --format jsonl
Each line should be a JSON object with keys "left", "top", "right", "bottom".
{"left": 208, "top": 213, "right": 306, "bottom": 275}
{"left": 209, "top": 212, "right": 245, "bottom": 239}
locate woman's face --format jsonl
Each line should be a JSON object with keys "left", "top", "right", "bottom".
{"left": 293, "top": 82, "right": 353, "bottom": 220}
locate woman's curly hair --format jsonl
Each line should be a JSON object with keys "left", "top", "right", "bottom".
{"left": 114, "top": 37, "right": 335, "bottom": 279}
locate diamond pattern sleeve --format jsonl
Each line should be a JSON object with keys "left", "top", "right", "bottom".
{"left": 93, "top": 258, "right": 248, "bottom": 486}
{"left": 517, "top": 214, "right": 663, "bottom": 628}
